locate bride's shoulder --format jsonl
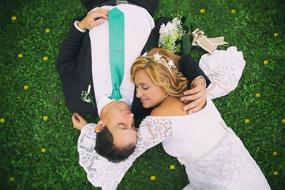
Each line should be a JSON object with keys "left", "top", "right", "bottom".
{"left": 151, "top": 97, "right": 187, "bottom": 116}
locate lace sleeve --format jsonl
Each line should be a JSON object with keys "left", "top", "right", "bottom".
{"left": 129, "top": 116, "right": 173, "bottom": 159}
{"left": 77, "top": 117, "right": 173, "bottom": 190}
{"left": 199, "top": 46, "right": 246, "bottom": 99}
{"left": 78, "top": 123, "right": 130, "bottom": 190}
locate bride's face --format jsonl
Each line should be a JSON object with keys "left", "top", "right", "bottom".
{"left": 134, "top": 70, "right": 167, "bottom": 108}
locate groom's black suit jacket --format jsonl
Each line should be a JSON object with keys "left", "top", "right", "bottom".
{"left": 56, "top": 0, "right": 210, "bottom": 127}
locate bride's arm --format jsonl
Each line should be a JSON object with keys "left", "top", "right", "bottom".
{"left": 76, "top": 117, "right": 173, "bottom": 190}
{"left": 130, "top": 117, "right": 173, "bottom": 158}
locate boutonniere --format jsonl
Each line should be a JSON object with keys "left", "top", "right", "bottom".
{"left": 158, "top": 17, "right": 185, "bottom": 53}
{"left": 81, "top": 84, "right": 95, "bottom": 107}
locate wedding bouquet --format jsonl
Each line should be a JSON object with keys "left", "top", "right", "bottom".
{"left": 158, "top": 16, "right": 227, "bottom": 55}
{"left": 158, "top": 17, "right": 185, "bottom": 53}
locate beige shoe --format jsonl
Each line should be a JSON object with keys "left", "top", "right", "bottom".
{"left": 192, "top": 28, "right": 227, "bottom": 54}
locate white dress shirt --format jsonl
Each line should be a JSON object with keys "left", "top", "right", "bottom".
{"left": 88, "top": 4, "right": 154, "bottom": 115}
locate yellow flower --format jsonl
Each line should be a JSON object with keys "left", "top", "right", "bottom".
{"left": 263, "top": 60, "right": 269, "bottom": 65}
{"left": 273, "top": 171, "right": 279, "bottom": 176}
{"left": 255, "top": 92, "right": 261, "bottom": 97}
{"left": 282, "top": 118, "right": 285, "bottom": 124}
{"left": 42, "top": 116, "right": 48, "bottom": 121}
{"left": 45, "top": 28, "right": 50, "bottom": 33}
{"left": 11, "top": 16, "right": 17, "bottom": 21}
{"left": 272, "top": 151, "right": 278, "bottom": 156}
{"left": 150, "top": 175, "right": 156, "bottom": 181}
{"left": 18, "top": 53, "right": 23, "bottom": 58}
{"left": 41, "top": 148, "right": 47, "bottom": 153}
{"left": 23, "top": 85, "right": 29, "bottom": 90}
{"left": 9, "top": 176, "right": 15, "bottom": 182}
{"left": 169, "top": 164, "right": 176, "bottom": 170}
{"left": 200, "top": 8, "right": 206, "bottom": 14}
{"left": 43, "top": 56, "right": 48, "bottom": 61}
{"left": 0, "top": 118, "right": 5, "bottom": 124}
{"left": 245, "top": 118, "right": 250, "bottom": 124}
{"left": 230, "top": 9, "right": 236, "bottom": 14}
{"left": 274, "top": 32, "right": 279, "bottom": 37}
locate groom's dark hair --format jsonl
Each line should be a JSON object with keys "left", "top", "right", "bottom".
{"left": 95, "top": 127, "right": 136, "bottom": 163}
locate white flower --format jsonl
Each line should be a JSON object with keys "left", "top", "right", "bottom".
{"left": 167, "top": 59, "right": 175, "bottom": 68}
{"left": 81, "top": 85, "right": 95, "bottom": 106}
{"left": 154, "top": 52, "right": 162, "bottom": 61}
{"left": 158, "top": 17, "right": 184, "bottom": 53}
{"left": 159, "top": 24, "right": 167, "bottom": 34}
{"left": 151, "top": 52, "right": 177, "bottom": 72}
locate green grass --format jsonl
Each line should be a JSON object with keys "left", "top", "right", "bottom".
{"left": 0, "top": 0, "right": 284, "bottom": 189}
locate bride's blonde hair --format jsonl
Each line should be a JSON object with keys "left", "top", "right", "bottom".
{"left": 130, "top": 48, "right": 188, "bottom": 97}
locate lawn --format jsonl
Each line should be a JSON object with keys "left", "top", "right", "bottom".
{"left": 0, "top": 0, "right": 284, "bottom": 189}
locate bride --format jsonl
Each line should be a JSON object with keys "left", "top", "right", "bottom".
{"left": 75, "top": 47, "right": 271, "bottom": 190}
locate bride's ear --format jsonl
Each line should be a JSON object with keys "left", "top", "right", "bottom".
{"left": 95, "top": 120, "right": 105, "bottom": 132}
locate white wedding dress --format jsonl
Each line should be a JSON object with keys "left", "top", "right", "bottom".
{"left": 77, "top": 47, "right": 271, "bottom": 189}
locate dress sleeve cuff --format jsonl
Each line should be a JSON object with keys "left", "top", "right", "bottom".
{"left": 74, "top": 20, "right": 86, "bottom": 33}
{"left": 191, "top": 76, "right": 207, "bottom": 88}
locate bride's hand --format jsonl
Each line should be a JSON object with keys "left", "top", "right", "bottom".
{"left": 180, "top": 77, "right": 207, "bottom": 114}
{"left": 71, "top": 113, "right": 88, "bottom": 130}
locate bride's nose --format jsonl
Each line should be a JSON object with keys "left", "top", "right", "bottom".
{"left": 136, "top": 89, "right": 143, "bottom": 98}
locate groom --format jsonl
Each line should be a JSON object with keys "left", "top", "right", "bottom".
{"left": 57, "top": 0, "right": 210, "bottom": 161}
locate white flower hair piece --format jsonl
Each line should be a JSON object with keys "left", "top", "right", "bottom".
{"left": 153, "top": 52, "right": 162, "bottom": 62}
{"left": 167, "top": 59, "right": 175, "bottom": 68}
{"left": 152, "top": 52, "right": 177, "bottom": 72}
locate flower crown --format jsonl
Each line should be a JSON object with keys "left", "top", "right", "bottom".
{"left": 143, "top": 52, "right": 177, "bottom": 72}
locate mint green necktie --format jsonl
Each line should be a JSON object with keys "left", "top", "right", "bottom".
{"left": 108, "top": 7, "right": 125, "bottom": 100}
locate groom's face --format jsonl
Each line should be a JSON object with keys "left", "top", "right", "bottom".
{"left": 102, "top": 102, "right": 137, "bottom": 148}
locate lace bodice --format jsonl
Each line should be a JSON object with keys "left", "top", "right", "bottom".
{"left": 160, "top": 99, "right": 227, "bottom": 162}
{"left": 77, "top": 118, "right": 172, "bottom": 190}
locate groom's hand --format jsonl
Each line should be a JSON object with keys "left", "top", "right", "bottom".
{"left": 78, "top": 8, "right": 108, "bottom": 30}
{"left": 180, "top": 77, "right": 207, "bottom": 114}
{"left": 72, "top": 113, "right": 88, "bottom": 130}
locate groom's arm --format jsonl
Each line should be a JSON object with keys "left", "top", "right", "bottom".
{"left": 178, "top": 55, "right": 210, "bottom": 113}
{"left": 57, "top": 19, "right": 85, "bottom": 74}
{"left": 57, "top": 9, "right": 108, "bottom": 114}
{"left": 178, "top": 55, "right": 211, "bottom": 87}
{"left": 56, "top": 17, "right": 87, "bottom": 113}
{"left": 140, "top": 17, "right": 170, "bottom": 54}
{"left": 57, "top": 9, "right": 108, "bottom": 76}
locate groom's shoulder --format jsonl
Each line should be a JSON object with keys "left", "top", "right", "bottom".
{"left": 154, "top": 17, "right": 171, "bottom": 26}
